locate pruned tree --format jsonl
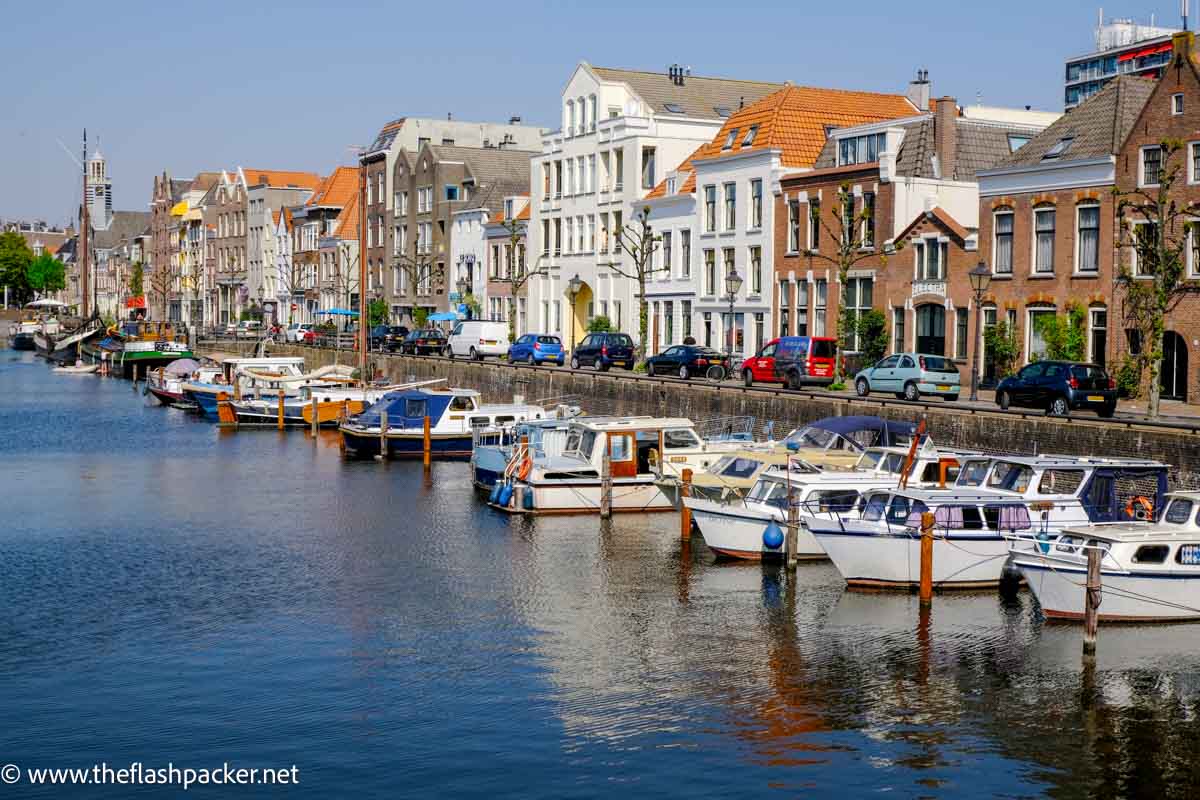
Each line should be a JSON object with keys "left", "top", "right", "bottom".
{"left": 492, "top": 216, "right": 549, "bottom": 345}
{"left": 392, "top": 251, "right": 444, "bottom": 324}
{"left": 1114, "top": 138, "right": 1200, "bottom": 418}
{"left": 605, "top": 206, "right": 665, "bottom": 362}
{"left": 146, "top": 261, "right": 175, "bottom": 321}
{"left": 805, "top": 183, "right": 897, "bottom": 381}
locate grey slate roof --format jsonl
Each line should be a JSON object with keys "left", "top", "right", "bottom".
{"left": 997, "top": 75, "right": 1155, "bottom": 168}
{"left": 93, "top": 211, "right": 151, "bottom": 251}
{"left": 590, "top": 65, "right": 786, "bottom": 120}
{"left": 429, "top": 145, "right": 536, "bottom": 207}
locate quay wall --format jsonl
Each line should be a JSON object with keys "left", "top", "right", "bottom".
{"left": 199, "top": 342, "right": 1200, "bottom": 487}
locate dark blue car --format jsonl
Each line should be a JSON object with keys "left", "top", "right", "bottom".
{"left": 508, "top": 334, "right": 565, "bottom": 366}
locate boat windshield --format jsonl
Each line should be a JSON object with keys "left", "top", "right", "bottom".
{"left": 713, "top": 456, "right": 763, "bottom": 479}
{"left": 956, "top": 459, "right": 991, "bottom": 487}
{"left": 564, "top": 429, "right": 598, "bottom": 460}
{"left": 785, "top": 426, "right": 840, "bottom": 451}
{"left": 747, "top": 479, "right": 787, "bottom": 509}
{"left": 987, "top": 462, "right": 1034, "bottom": 493}
{"left": 862, "top": 493, "right": 889, "bottom": 521}
{"left": 1163, "top": 497, "right": 1195, "bottom": 525}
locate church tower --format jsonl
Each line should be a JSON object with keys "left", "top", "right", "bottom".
{"left": 87, "top": 147, "right": 113, "bottom": 231}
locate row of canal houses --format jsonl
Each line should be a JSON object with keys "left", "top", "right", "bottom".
{"left": 142, "top": 32, "right": 1200, "bottom": 399}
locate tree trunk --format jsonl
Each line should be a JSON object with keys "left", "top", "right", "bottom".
{"left": 637, "top": 275, "right": 648, "bottom": 363}
{"left": 1148, "top": 354, "right": 1163, "bottom": 418}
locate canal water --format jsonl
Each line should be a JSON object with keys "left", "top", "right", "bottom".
{"left": 3, "top": 349, "right": 1200, "bottom": 798}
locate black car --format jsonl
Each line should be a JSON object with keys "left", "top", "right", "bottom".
{"left": 569, "top": 332, "right": 635, "bottom": 371}
{"left": 397, "top": 328, "right": 446, "bottom": 355}
{"left": 996, "top": 361, "right": 1117, "bottom": 417}
{"left": 381, "top": 326, "right": 410, "bottom": 351}
{"left": 644, "top": 345, "right": 729, "bottom": 380}
{"left": 369, "top": 324, "right": 393, "bottom": 350}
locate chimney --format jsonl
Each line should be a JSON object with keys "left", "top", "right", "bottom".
{"left": 906, "top": 68, "right": 931, "bottom": 111}
{"left": 934, "top": 96, "right": 958, "bottom": 181}
{"left": 509, "top": 115, "right": 522, "bottom": 125}
{"left": 1173, "top": 30, "right": 1196, "bottom": 64}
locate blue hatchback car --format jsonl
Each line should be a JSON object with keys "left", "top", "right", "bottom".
{"left": 508, "top": 334, "right": 565, "bottom": 366}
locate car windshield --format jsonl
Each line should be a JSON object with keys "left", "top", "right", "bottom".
{"left": 1070, "top": 365, "right": 1107, "bottom": 380}
{"left": 920, "top": 356, "right": 954, "bottom": 372}
{"left": 607, "top": 334, "right": 633, "bottom": 347}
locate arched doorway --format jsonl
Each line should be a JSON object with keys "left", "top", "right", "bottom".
{"left": 915, "top": 304, "right": 946, "bottom": 356}
{"left": 1161, "top": 331, "right": 1188, "bottom": 401}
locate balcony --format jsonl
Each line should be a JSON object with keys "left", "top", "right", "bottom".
{"left": 912, "top": 279, "right": 946, "bottom": 299}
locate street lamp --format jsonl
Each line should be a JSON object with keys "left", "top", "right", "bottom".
{"left": 968, "top": 261, "right": 992, "bottom": 403}
{"left": 566, "top": 273, "right": 583, "bottom": 354}
{"left": 724, "top": 265, "right": 743, "bottom": 361}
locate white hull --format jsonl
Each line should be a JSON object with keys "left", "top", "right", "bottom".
{"left": 686, "top": 498, "right": 824, "bottom": 559}
{"left": 1016, "top": 558, "right": 1200, "bottom": 621}
{"left": 525, "top": 479, "right": 675, "bottom": 514}
{"left": 812, "top": 526, "right": 1011, "bottom": 588}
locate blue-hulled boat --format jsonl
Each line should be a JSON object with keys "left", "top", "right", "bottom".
{"left": 471, "top": 415, "right": 584, "bottom": 489}
{"left": 339, "top": 388, "right": 549, "bottom": 460}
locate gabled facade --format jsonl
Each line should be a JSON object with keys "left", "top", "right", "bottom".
{"left": 451, "top": 195, "right": 530, "bottom": 325}
{"left": 290, "top": 167, "right": 360, "bottom": 319}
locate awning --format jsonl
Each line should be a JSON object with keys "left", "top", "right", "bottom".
{"left": 427, "top": 311, "right": 459, "bottom": 322}
{"left": 170, "top": 200, "right": 189, "bottom": 216}
{"left": 318, "top": 308, "right": 359, "bottom": 316}
{"left": 126, "top": 296, "right": 147, "bottom": 309}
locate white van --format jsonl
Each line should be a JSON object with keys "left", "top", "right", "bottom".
{"left": 445, "top": 320, "right": 510, "bottom": 360}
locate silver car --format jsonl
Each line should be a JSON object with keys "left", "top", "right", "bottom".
{"left": 854, "top": 353, "right": 961, "bottom": 402}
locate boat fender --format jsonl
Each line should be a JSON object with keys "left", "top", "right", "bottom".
{"left": 1126, "top": 495, "right": 1154, "bottom": 521}
{"left": 488, "top": 482, "right": 503, "bottom": 504}
{"left": 497, "top": 484, "right": 514, "bottom": 508}
{"left": 1036, "top": 531, "right": 1051, "bottom": 555}
{"left": 762, "top": 521, "right": 784, "bottom": 550}
{"left": 522, "top": 488, "right": 535, "bottom": 510}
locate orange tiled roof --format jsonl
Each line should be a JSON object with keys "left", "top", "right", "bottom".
{"left": 896, "top": 207, "right": 972, "bottom": 243}
{"left": 307, "top": 166, "right": 359, "bottom": 208}
{"left": 333, "top": 190, "right": 360, "bottom": 240}
{"left": 242, "top": 168, "right": 322, "bottom": 190}
{"left": 690, "top": 85, "right": 917, "bottom": 170}
{"left": 645, "top": 143, "right": 708, "bottom": 199}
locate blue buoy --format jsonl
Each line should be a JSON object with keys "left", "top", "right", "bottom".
{"left": 488, "top": 482, "right": 502, "bottom": 504}
{"left": 762, "top": 521, "right": 785, "bottom": 550}
{"left": 1037, "top": 531, "right": 1051, "bottom": 554}
{"left": 523, "top": 489, "right": 534, "bottom": 510}
{"left": 497, "top": 484, "right": 514, "bottom": 507}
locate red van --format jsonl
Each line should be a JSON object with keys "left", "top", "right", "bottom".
{"left": 741, "top": 336, "right": 837, "bottom": 388}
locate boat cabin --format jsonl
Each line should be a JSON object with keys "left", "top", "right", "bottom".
{"left": 351, "top": 388, "right": 546, "bottom": 433}
{"left": 783, "top": 416, "right": 916, "bottom": 454}
{"left": 856, "top": 488, "right": 1036, "bottom": 535}
{"left": 546, "top": 417, "right": 700, "bottom": 479}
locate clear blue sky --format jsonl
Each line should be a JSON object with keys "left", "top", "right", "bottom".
{"left": 1, "top": 0, "right": 1186, "bottom": 224}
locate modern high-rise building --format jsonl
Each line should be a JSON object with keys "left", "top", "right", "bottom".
{"left": 1063, "top": 12, "right": 1179, "bottom": 108}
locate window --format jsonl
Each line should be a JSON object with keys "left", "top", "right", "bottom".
{"left": 742, "top": 125, "right": 759, "bottom": 147}
{"left": 723, "top": 128, "right": 740, "bottom": 150}
{"left": 1089, "top": 307, "right": 1107, "bottom": 367}
{"left": 682, "top": 300, "right": 692, "bottom": 338}
{"left": 680, "top": 230, "right": 691, "bottom": 278}
{"left": 750, "top": 179, "right": 763, "bottom": 228}
{"left": 754, "top": 312, "right": 765, "bottom": 353}
{"left": 796, "top": 281, "right": 809, "bottom": 335}
{"left": 844, "top": 277, "right": 872, "bottom": 350}
{"left": 613, "top": 210, "right": 622, "bottom": 251}
{"left": 614, "top": 148, "right": 624, "bottom": 190}
{"left": 444, "top": 184, "right": 459, "bottom": 201}
{"left": 704, "top": 186, "right": 717, "bottom": 232}
{"left": 1007, "top": 134, "right": 1031, "bottom": 153}
{"left": 893, "top": 307, "right": 906, "bottom": 352}
{"left": 554, "top": 161, "right": 562, "bottom": 197}
{"left": 1034, "top": 208, "right": 1055, "bottom": 273}
{"left": 841, "top": 195, "right": 855, "bottom": 246}
{"left": 1027, "top": 307, "right": 1056, "bottom": 360}
{"left": 553, "top": 218, "right": 562, "bottom": 256}
{"left": 641, "top": 147, "right": 656, "bottom": 189}
{"left": 1173, "top": 93, "right": 1185, "bottom": 115}
{"left": 955, "top": 307, "right": 969, "bottom": 359}
{"left": 661, "top": 231, "right": 672, "bottom": 274}
{"left": 808, "top": 200, "right": 820, "bottom": 250}
{"left": 722, "top": 249, "right": 736, "bottom": 296}
{"left": 788, "top": 200, "right": 801, "bottom": 252}
{"left": 1141, "top": 145, "right": 1164, "bottom": 187}
{"left": 837, "top": 132, "right": 887, "bottom": 166}
{"left": 1192, "top": 143, "right": 1200, "bottom": 184}
{"left": 813, "top": 279, "right": 827, "bottom": 336}
{"left": 663, "top": 102, "right": 684, "bottom": 114}
{"left": 1042, "top": 137, "right": 1074, "bottom": 160}
{"left": 664, "top": 300, "right": 674, "bottom": 345}
{"left": 590, "top": 95, "right": 597, "bottom": 130}
{"left": 862, "top": 192, "right": 876, "bottom": 247}
{"left": 915, "top": 238, "right": 946, "bottom": 280}
{"left": 400, "top": 191, "right": 408, "bottom": 215}
{"left": 703, "top": 312, "right": 713, "bottom": 347}
{"left": 587, "top": 216, "right": 595, "bottom": 252}
{"left": 1076, "top": 204, "right": 1099, "bottom": 273}
{"left": 1132, "top": 222, "right": 1158, "bottom": 276}
{"left": 566, "top": 160, "right": 575, "bottom": 196}
{"left": 724, "top": 183, "right": 736, "bottom": 230}
{"left": 588, "top": 155, "right": 596, "bottom": 193}
{"left": 993, "top": 211, "right": 1013, "bottom": 274}
{"left": 749, "top": 246, "right": 762, "bottom": 295}
{"left": 704, "top": 249, "right": 716, "bottom": 295}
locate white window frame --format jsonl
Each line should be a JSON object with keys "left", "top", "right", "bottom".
{"left": 1139, "top": 144, "right": 1163, "bottom": 189}
{"left": 749, "top": 178, "right": 763, "bottom": 230}
{"left": 1190, "top": 142, "right": 1200, "bottom": 185}
{"left": 1087, "top": 306, "right": 1108, "bottom": 363}
{"left": 1188, "top": 217, "right": 1200, "bottom": 278}
{"left": 1031, "top": 207, "right": 1056, "bottom": 275}
{"left": 1074, "top": 202, "right": 1100, "bottom": 275}
{"left": 1026, "top": 306, "right": 1057, "bottom": 363}
{"left": 1128, "top": 219, "right": 1156, "bottom": 278}
{"left": 992, "top": 210, "right": 1014, "bottom": 275}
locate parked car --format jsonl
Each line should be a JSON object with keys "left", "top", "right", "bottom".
{"left": 645, "top": 345, "right": 729, "bottom": 379}
{"left": 445, "top": 320, "right": 510, "bottom": 360}
{"left": 570, "top": 332, "right": 635, "bottom": 371}
{"left": 237, "top": 320, "right": 263, "bottom": 336}
{"left": 509, "top": 334, "right": 565, "bottom": 366}
{"left": 382, "top": 326, "right": 410, "bottom": 351}
{"left": 224, "top": 322, "right": 238, "bottom": 335}
{"left": 397, "top": 328, "right": 446, "bottom": 355}
{"left": 740, "top": 338, "right": 782, "bottom": 386}
{"left": 996, "top": 361, "right": 1116, "bottom": 417}
{"left": 771, "top": 336, "right": 838, "bottom": 389}
{"left": 854, "top": 353, "right": 961, "bottom": 402}
{"left": 291, "top": 323, "right": 314, "bottom": 343}
{"left": 302, "top": 327, "right": 321, "bottom": 345}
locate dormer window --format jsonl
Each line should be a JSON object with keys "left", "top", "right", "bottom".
{"left": 1042, "top": 136, "right": 1075, "bottom": 160}
{"left": 837, "top": 132, "right": 886, "bottom": 166}
{"left": 713, "top": 106, "right": 732, "bottom": 118}
{"left": 723, "top": 128, "right": 740, "bottom": 150}
{"left": 662, "top": 102, "right": 684, "bottom": 114}
{"left": 1007, "top": 134, "right": 1031, "bottom": 153}
{"left": 742, "top": 125, "right": 759, "bottom": 147}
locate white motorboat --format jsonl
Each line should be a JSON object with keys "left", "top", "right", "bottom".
{"left": 471, "top": 411, "right": 585, "bottom": 489}
{"left": 231, "top": 379, "right": 444, "bottom": 427}
{"left": 809, "top": 454, "right": 1169, "bottom": 590}
{"left": 1013, "top": 491, "right": 1200, "bottom": 621}
{"left": 52, "top": 363, "right": 100, "bottom": 375}
{"left": 686, "top": 439, "right": 972, "bottom": 560}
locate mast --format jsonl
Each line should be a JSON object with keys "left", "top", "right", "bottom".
{"left": 81, "top": 129, "right": 89, "bottom": 319}
{"left": 357, "top": 159, "right": 368, "bottom": 387}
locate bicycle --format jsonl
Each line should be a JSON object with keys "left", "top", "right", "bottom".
{"left": 705, "top": 364, "right": 727, "bottom": 382}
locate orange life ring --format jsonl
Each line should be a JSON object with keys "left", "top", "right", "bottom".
{"left": 1126, "top": 495, "right": 1153, "bottom": 520}
{"left": 517, "top": 456, "right": 532, "bottom": 481}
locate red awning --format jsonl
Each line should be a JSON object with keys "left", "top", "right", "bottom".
{"left": 126, "top": 296, "right": 146, "bottom": 309}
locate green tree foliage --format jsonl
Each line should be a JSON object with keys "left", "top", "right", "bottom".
{"left": 854, "top": 308, "right": 889, "bottom": 365}
{"left": 586, "top": 315, "right": 614, "bottom": 333}
{"left": 983, "top": 320, "right": 1020, "bottom": 379}
{"left": 1031, "top": 303, "right": 1086, "bottom": 361}
{"left": 27, "top": 253, "right": 65, "bottom": 297}
{"left": 0, "top": 231, "right": 34, "bottom": 305}
{"left": 128, "top": 261, "right": 145, "bottom": 297}
{"left": 367, "top": 299, "right": 388, "bottom": 327}
{"left": 412, "top": 308, "right": 429, "bottom": 329}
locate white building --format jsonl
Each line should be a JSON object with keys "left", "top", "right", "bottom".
{"left": 450, "top": 194, "right": 530, "bottom": 324}
{"left": 527, "top": 63, "right": 787, "bottom": 351}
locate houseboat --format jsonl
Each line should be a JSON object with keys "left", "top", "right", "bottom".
{"left": 1012, "top": 491, "right": 1200, "bottom": 621}
{"left": 146, "top": 358, "right": 218, "bottom": 406}
{"left": 9, "top": 301, "right": 63, "bottom": 351}
{"left": 90, "top": 320, "right": 193, "bottom": 378}
{"left": 339, "top": 388, "right": 548, "bottom": 459}
{"left": 180, "top": 357, "right": 310, "bottom": 419}
{"left": 809, "top": 455, "right": 1169, "bottom": 590}
{"left": 471, "top": 413, "right": 585, "bottom": 489}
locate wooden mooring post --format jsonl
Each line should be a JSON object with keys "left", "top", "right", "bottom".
{"left": 785, "top": 489, "right": 800, "bottom": 569}
{"left": 311, "top": 396, "right": 319, "bottom": 436}
{"left": 919, "top": 511, "right": 935, "bottom": 603}
{"left": 277, "top": 390, "right": 285, "bottom": 430}
{"left": 1083, "top": 545, "right": 1102, "bottom": 655}
{"left": 679, "top": 468, "right": 693, "bottom": 541}
{"left": 600, "top": 449, "right": 612, "bottom": 519}
{"left": 377, "top": 410, "right": 389, "bottom": 461}
{"left": 422, "top": 415, "right": 432, "bottom": 470}
{"left": 132, "top": 363, "right": 139, "bottom": 391}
